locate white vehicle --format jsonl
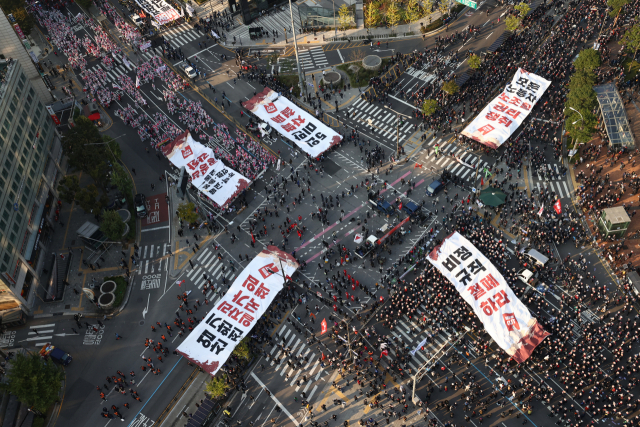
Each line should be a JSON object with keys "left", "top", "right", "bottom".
{"left": 183, "top": 65, "right": 197, "bottom": 79}
{"left": 130, "top": 14, "right": 143, "bottom": 26}
{"left": 518, "top": 268, "right": 548, "bottom": 294}
{"left": 258, "top": 122, "right": 274, "bottom": 138}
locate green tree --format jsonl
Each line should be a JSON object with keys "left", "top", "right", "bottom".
{"left": 232, "top": 337, "right": 252, "bottom": 360}
{"left": 1, "top": 353, "right": 63, "bottom": 413}
{"left": 514, "top": 2, "right": 530, "bottom": 17}
{"left": 205, "top": 374, "right": 230, "bottom": 399}
{"left": 102, "top": 135, "right": 122, "bottom": 164}
{"left": 177, "top": 202, "right": 199, "bottom": 224}
{"left": 10, "top": 7, "right": 34, "bottom": 36}
{"left": 565, "top": 110, "right": 597, "bottom": 143}
{"left": 438, "top": 0, "right": 449, "bottom": 19}
{"left": 421, "top": 99, "right": 439, "bottom": 116}
{"left": 442, "top": 80, "right": 459, "bottom": 95}
{"left": 505, "top": 15, "right": 521, "bottom": 31}
{"left": 468, "top": 53, "right": 482, "bottom": 69}
{"left": 337, "top": 4, "right": 352, "bottom": 32}
{"left": 61, "top": 116, "right": 105, "bottom": 173}
{"left": 111, "top": 163, "right": 133, "bottom": 200}
{"left": 405, "top": 0, "right": 423, "bottom": 32}
{"left": 100, "top": 209, "right": 126, "bottom": 241}
{"left": 76, "top": 184, "right": 107, "bottom": 215}
{"left": 620, "top": 25, "right": 640, "bottom": 59}
{"left": 607, "top": 0, "right": 628, "bottom": 18}
{"left": 57, "top": 175, "right": 81, "bottom": 205}
{"left": 364, "top": 1, "right": 382, "bottom": 28}
{"left": 574, "top": 48, "right": 601, "bottom": 73}
{"left": 386, "top": 1, "right": 402, "bottom": 33}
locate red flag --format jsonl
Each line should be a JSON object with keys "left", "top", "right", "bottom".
{"left": 553, "top": 199, "right": 562, "bottom": 214}
{"left": 414, "top": 163, "right": 422, "bottom": 168}
{"left": 398, "top": 202, "right": 402, "bottom": 210}
{"left": 321, "top": 352, "right": 325, "bottom": 360}
{"left": 176, "top": 280, "right": 185, "bottom": 287}
{"left": 381, "top": 349, "right": 389, "bottom": 357}
{"left": 321, "top": 318, "right": 327, "bottom": 334}
{"left": 251, "top": 232, "right": 255, "bottom": 243}
{"left": 481, "top": 177, "right": 484, "bottom": 186}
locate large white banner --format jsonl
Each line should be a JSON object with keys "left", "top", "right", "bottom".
{"left": 162, "top": 131, "right": 250, "bottom": 207}
{"left": 461, "top": 69, "right": 551, "bottom": 149}
{"left": 243, "top": 88, "right": 342, "bottom": 157}
{"left": 133, "top": 0, "right": 180, "bottom": 25}
{"left": 427, "top": 232, "right": 550, "bottom": 363}
{"left": 177, "top": 247, "right": 298, "bottom": 375}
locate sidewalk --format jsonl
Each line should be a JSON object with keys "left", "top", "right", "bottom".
{"left": 569, "top": 91, "right": 640, "bottom": 280}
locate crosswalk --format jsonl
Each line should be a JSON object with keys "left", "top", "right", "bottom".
{"left": 418, "top": 138, "right": 488, "bottom": 187}
{"left": 533, "top": 180, "right": 572, "bottom": 199}
{"left": 26, "top": 324, "right": 54, "bottom": 347}
{"left": 297, "top": 47, "right": 328, "bottom": 71}
{"left": 227, "top": 4, "right": 302, "bottom": 42}
{"left": 136, "top": 243, "right": 171, "bottom": 278}
{"left": 185, "top": 247, "right": 237, "bottom": 289}
{"left": 346, "top": 97, "right": 416, "bottom": 139}
{"left": 161, "top": 23, "right": 204, "bottom": 49}
{"left": 269, "top": 323, "right": 325, "bottom": 401}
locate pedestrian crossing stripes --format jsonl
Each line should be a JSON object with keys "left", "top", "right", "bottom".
{"left": 403, "top": 67, "right": 437, "bottom": 85}
{"left": 346, "top": 97, "right": 415, "bottom": 138}
{"left": 534, "top": 180, "right": 571, "bottom": 199}
{"left": 185, "top": 247, "right": 237, "bottom": 289}
{"left": 297, "top": 47, "right": 329, "bottom": 71}
{"left": 161, "top": 23, "right": 203, "bottom": 48}
{"left": 226, "top": 5, "right": 302, "bottom": 43}
{"left": 28, "top": 324, "right": 55, "bottom": 347}
{"left": 268, "top": 324, "right": 325, "bottom": 401}
{"left": 419, "top": 138, "right": 488, "bottom": 187}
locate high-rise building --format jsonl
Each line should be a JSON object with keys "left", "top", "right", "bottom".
{"left": 0, "top": 57, "right": 63, "bottom": 324}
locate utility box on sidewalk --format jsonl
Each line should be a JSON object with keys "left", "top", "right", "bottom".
{"left": 598, "top": 206, "right": 631, "bottom": 238}
{"left": 76, "top": 221, "right": 108, "bottom": 250}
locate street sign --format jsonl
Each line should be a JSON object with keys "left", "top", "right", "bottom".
{"left": 457, "top": 0, "right": 478, "bottom": 8}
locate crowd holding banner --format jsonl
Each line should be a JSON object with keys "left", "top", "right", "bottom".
{"left": 243, "top": 88, "right": 342, "bottom": 157}
{"left": 133, "top": 0, "right": 180, "bottom": 25}
{"left": 428, "top": 232, "right": 550, "bottom": 363}
{"left": 177, "top": 247, "right": 298, "bottom": 375}
{"left": 461, "top": 69, "right": 551, "bottom": 149}
{"left": 162, "top": 131, "right": 250, "bottom": 208}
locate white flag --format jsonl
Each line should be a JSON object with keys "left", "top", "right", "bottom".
{"left": 136, "top": 76, "right": 140, "bottom": 89}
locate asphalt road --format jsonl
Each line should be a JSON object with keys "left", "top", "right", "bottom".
{"left": 10, "top": 0, "right": 633, "bottom": 426}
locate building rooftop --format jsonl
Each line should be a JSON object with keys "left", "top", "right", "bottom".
{"left": 594, "top": 83, "right": 635, "bottom": 148}
{"left": 603, "top": 206, "right": 631, "bottom": 224}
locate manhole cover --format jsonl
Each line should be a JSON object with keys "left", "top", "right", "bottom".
{"left": 137, "top": 298, "right": 143, "bottom": 303}
{"left": 139, "top": 320, "right": 145, "bottom": 326}
{"left": 65, "top": 305, "right": 70, "bottom": 309}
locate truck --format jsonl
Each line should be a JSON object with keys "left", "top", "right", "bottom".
{"left": 368, "top": 197, "right": 396, "bottom": 215}
{"left": 426, "top": 180, "right": 444, "bottom": 196}
{"left": 39, "top": 344, "right": 72, "bottom": 366}
{"left": 401, "top": 201, "right": 420, "bottom": 216}
{"left": 517, "top": 268, "right": 548, "bottom": 295}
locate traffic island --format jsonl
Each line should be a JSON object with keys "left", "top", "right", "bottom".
{"left": 321, "top": 71, "right": 341, "bottom": 86}
{"left": 362, "top": 55, "right": 382, "bottom": 71}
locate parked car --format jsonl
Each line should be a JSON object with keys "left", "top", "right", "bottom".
{"left": 135, "top": 193, "right": 147, "bottom": 218}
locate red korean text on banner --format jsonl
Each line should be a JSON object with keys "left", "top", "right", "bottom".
{"left": 321, "top": 318, "right": 327, "bottom": 335}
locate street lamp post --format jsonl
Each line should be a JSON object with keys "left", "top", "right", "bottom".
{"left": 288, "top": 0, "right": 308, "bottom": 101}
{"left": 411, "top": 331, "right": 465, "bottom": 404}
{"left": 333, "top": 0, "right": 337, "bottom": 37}
{"left": 384, "top": 105, "right": 411, "bottom": 159}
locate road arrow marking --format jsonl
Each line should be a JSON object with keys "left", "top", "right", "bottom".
{"left": 142, "top": 294, "right": 150, "bottom": 319}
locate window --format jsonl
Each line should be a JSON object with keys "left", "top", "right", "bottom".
{"left": 20, "top": 193, "right": 28, "bottom": 205}
{"left": 12, "top": 95, "right": 18, "bottom": 107}
{"left": 16, "top": 213, "right": 22, "bottom": 224}
{"left": 6, "top": 110, "right": 13, "bottom": 121}
{"left": 18, "top": 118, "right": 25, "bottom": 129}
{"left": 10, "top": 232, "right": 16, "bottom": 245}
{"left": 5, "top": 200, "right": 11, "bottom": 212}
{"left": 2, "top": 253, "right": 9, "bottom": 264}
{"left": 0, "top": 177, "right": 4, "bottom": 190}
{"left": 0, "top": 220, "right": 6, "bottom": 233}
{"left": 33, "top": 151, "right": 40, "bottom": 163}
{"left": 16, "top": 164, "right": 23, "bottom": 175}
{"left": 2, "top": 210, "right": 8, "bottom": 221}
{"left": 26, "top": 177, "right": 32, "bottom": 189}
{"left": 12, "top": 223, "right": 19, "bottom": 234}
{"left": 2, "top": 167, "right": 9, "bottom": 178}
{"left": 20, "top": 155, "right": 26, "bottom": 166}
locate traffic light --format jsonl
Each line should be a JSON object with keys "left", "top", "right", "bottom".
{"left": 176, "top": 166, "right": 188, "bottom": 199}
